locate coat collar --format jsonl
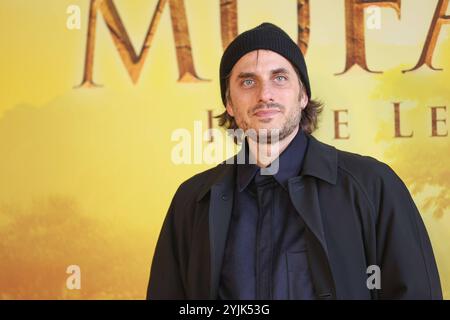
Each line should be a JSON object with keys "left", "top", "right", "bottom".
{"left": 300, "top": 133, "right": 338, "bottom": 185}
{"left": 237, "top": 128, "right": 309, "bottom": 191}
{"left": 196, "top": 133, "right": 338, "bottom": 202}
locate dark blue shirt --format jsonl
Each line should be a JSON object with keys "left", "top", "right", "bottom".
{"left": 218, "top": 129, "right": 316, "bottom": 300}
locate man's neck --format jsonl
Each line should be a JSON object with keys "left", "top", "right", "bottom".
{"left": 247, "top": 126, "right": 300, "bottom": 168}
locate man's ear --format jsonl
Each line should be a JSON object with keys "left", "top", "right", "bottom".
{"left": 226, "top": 100, "right": 235, "bottom": 117}
{"left": 300, "top": 87, "right": 308, "bottom": 110}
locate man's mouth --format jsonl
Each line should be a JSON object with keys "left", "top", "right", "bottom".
{"left": 253, "top": 109, "right": 281, "bottom": 118}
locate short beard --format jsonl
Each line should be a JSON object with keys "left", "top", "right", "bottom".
{"left": 234, "top": 102, "right": 301, "bottom": 144}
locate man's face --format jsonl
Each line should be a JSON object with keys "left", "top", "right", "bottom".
{"left": 226, "top": 49, "right": 308, "bottom": 142}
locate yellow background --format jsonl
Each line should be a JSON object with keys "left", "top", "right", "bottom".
{"left": 0, "top": 0, "right": 448, "bottom": 299}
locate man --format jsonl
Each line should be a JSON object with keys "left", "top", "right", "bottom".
{"left": 147, "top": 23, "right": 442, "bottom": 299}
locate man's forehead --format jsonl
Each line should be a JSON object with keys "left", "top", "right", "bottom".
{"left": 231, "top": 49, "right": 294, "bottom": 75}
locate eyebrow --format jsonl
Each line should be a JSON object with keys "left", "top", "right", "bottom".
{"left": 271, "top": 68, "right": 290, "bottom": 75}
{"left": 236, "top": 68, "right": 291, "bottom": 80}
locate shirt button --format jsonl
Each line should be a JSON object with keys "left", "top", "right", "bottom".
{"left": 221, "top": 194, "right": 229, "bottom": 201}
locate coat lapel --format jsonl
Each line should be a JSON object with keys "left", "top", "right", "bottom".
{"left": 288, "top": 174, "right": 337, "bottom": 298}
{"left": 288, "top": 134, "right": 338, "bottom": 255}
{"left": 288, "top": 134, "right": 339, "bottom": 298}
{"left": 288, "top": 175, "right": 328, "bottom": 255}
{"left": 198, "top": 161, "right": 236, "bottom": 299}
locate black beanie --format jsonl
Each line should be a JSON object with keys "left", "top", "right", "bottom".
{"left": 219, "top": 22, "right": 311, "bottom": 106}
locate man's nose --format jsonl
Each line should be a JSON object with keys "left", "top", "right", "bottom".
{"left": 257, "top": 81, "right": 274, "bottom": 103}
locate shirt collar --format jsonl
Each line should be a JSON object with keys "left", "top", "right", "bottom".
{"left": 237, "top": 128, "right": 309, "bottom": 191}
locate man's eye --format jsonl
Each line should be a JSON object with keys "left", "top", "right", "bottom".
{"left": 242, "top": 79, "right": 255, "bottom": 87}
{"left": 275, "top": 75, "right": 287, "bottom": 81}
